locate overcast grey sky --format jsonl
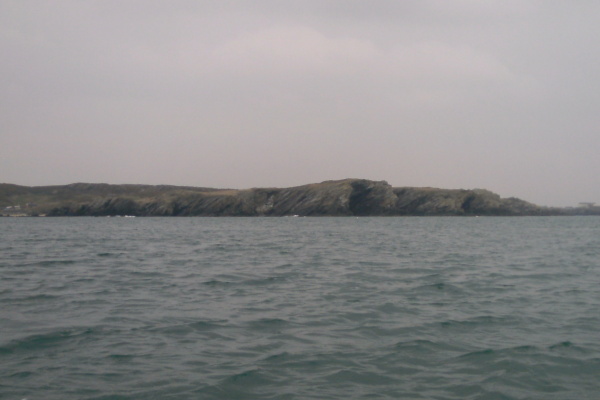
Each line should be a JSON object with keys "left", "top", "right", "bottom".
{"left": 1, "top": 1, "right": 599, "bottom": 206}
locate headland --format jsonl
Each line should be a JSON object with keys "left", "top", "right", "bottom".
{"left": 1, "top": 179, "right": 597, "bottom": 217}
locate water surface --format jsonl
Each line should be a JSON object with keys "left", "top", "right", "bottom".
{"left": 1, "top": 217, "right": 599, "bottom": 399}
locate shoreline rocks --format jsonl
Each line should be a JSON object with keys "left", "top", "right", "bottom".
{"left": 0, "top": 179, "right": 595, "bottom": 217}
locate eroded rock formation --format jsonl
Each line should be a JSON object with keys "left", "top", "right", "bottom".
{"left": 1, "top": 179, "right": 569, "bottom": 216}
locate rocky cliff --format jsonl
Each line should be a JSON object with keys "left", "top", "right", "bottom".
{"left": 1, "top": 179, "right": 573, "bottom": 217}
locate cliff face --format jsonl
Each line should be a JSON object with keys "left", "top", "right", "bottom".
{"left": 391, "top": 187, "right": 546, "bottom": 216}
{"left": 0, "top": 179, "right": 567, "bottom": 217}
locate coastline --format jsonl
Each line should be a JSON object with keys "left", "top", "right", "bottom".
{"left": 1, "top": 179, "right": 598, "bottom": 217}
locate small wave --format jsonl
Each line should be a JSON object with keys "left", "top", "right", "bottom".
{"left": 375, "top": 302, "right": 407, "bottom": 314}
{"left": 188, "top": 320, "right": 228, "bottom": 331}
{"left": 206, "top": 243, "right": 235, "bottom": 252}
{"left": 85, "top": 393, "right": 132, "bottom": 400}
{"left": 107, "top": 353, "right": 135, "bottom": 360}
{"left": 392, "top": 339, "right": 465, "bottom": 360}
{"left": 96, "top": 252, "right": 124, "bottom": 258}
{"left": 338, "top": 311, "right": 377, "bottom": 323}
{"left": 8, "top": 370, "right": 33, "bottom": 378}
{"left": 247, "top": 318, "right": 289, "bottom": 328}
{"left": 394, "top": 339, "right": 443, "bottom": 350}
{"left": 456, "top": 343, "right": 554, "bottom": 361}
{"left": 414, "top": 281, "right": 465, "bottom": 293}
{"left": 25, "top": 259, "right": 77, "bottom": 267}
{"left": 11, "top": 293, "right": 60, "bottom": 302}
{"left": 222, "top": 368, "right": 271, "bottom": 385}
{"left": 202, "top": 279, "right": 232, "bottom": 286}
{"left": 127, "top": 270, "right": 168, "bottom": 278}
{"left": 323, "top": 369, "right": 396, "bottom": 385}
{"left": 459, "top": 348, "right": 495, "bottom": 359}
{"left": 243, "top": 275, "right": 289, "bottom": 286}
{"left": 0, "top": 328, "right": 95, "bottom": 354}
{"left": 509, "top": 344, "right": 538, "bottom": 352}
{"left": 274, "top": 263, "right": 294, "bottom": 269}
{"left": 549, "top": 340, "right": 573, "bottom": 349}
{"left": 147, "top": 320, "right": 230, "bottom": 338}
{"left": 440, "top": 315, "right": 510, "bottom": 329}
{"left": 261, "top": 351, "right": 292, "bottom": 363}
{"left": 195, "top": 369, "right": 278, "bottom": 399}
{"left": 547, "top": 340, "right": 590, "bottom": 355}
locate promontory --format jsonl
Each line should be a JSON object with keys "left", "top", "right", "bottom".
{"left": 0, "top": 179, "right": 597, "bottom": 217}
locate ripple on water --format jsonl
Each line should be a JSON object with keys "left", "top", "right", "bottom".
{"left": 1, "top": 217, "right": 600, "bottom": 399}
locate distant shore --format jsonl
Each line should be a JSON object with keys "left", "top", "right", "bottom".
{"left": 1, "top": 179, "right": 599, "bottom": 217}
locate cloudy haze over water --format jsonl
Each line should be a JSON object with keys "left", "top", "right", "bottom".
{"left": 1, "top": 1, "right": 599, "bottom": 207}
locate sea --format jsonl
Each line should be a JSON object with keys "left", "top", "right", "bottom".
{"left": 1, "top": 216, "right": 599, "bottom": 400}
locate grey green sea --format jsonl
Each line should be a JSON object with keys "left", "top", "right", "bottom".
{"left": 1, "top": 216, "right": 599, "bottom": 399}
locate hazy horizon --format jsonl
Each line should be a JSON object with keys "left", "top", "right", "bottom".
{"left": 2, "top": 1, "right": 599, "bottom": 207}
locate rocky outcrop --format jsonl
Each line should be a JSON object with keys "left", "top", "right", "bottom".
{"left": 0, "top": 179, "right": 580, "bottom": 217}
{"left": 391, "top": 187, "right": 545, "bottom": 216}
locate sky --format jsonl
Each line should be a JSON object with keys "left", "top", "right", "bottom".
{"left": 1, "top": 1, "right": 599, "bottom": 207}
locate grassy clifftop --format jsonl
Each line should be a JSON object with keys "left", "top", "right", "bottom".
{"left": 0, "top": 179, "right": 583, "bottom": 217}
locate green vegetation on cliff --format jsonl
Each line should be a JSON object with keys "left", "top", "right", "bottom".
{"left": 0, "top": 179, "right": 589, "bottom": 217}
